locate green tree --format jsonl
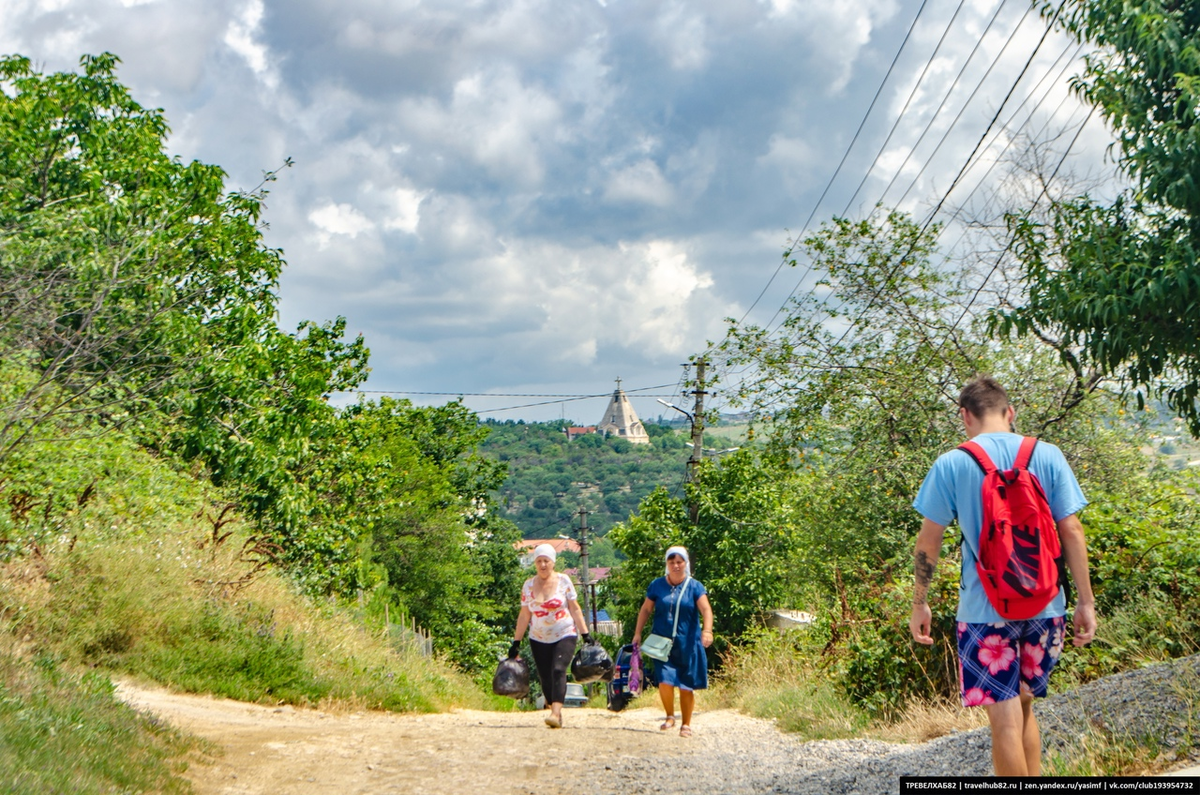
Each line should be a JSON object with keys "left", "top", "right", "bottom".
{"left": 0, "top": 54, "right": 371, "bottom": 590}
{"left": 608, "top": 449, "right": 794, "bottom": 646}
{"left": 718, "top": 210, "right": 1140, "bottom": 711}
{"left": 340, "top": 397, "right": 522, "bottom": 671}
{"left": 999, "top": 0, "right": 1200, "bottom": 432}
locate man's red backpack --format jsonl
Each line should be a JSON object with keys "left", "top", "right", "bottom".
{"left": 958, "top": 437, "right": 1069, "bottom": 620}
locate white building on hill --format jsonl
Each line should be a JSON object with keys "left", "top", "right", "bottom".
{"left": 597, "top": 379, "right": 650, "bottom": 444}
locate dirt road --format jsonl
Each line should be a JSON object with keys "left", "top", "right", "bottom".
{"left": 116, "top": 678, "right": 1200, "bottom": 794}
{"left": 116, "top": 681, "right": 741, "bottom": 795}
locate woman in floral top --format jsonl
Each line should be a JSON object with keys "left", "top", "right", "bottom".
{"left": 510, "top": 543, "right": 592, "bottom": 728}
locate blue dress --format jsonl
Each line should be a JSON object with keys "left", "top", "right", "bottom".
{"left": 646, "top": 576, "right": 708, "bottom": 690}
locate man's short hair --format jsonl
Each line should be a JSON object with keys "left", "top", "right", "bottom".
{"left": 959, "top": 376, "right": 1010, "bottom": 419}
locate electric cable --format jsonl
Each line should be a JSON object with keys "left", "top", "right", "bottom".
{"left": 840, "top": 0, "right": 1010, "bottom": 218}
{"left": 735, "top": 0, "right": 936, "bottom": 327}
{"left": 886, "top": 0, "right": 1037, "bottom": 211}
{"left": 945, "top": 103, "right": 1099, "bottom": 333}
{"left": 761, "top": 0, "right": 1023, "bottom": 340}
{"left": 747, "top": 0, "right": 1069, "bottom": 409}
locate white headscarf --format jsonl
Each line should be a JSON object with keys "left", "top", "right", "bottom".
{"left": 532, "top": 543, "right": 557, "bottom": 563}
{"left": 664, "top": 545, "right": 691, "bottom": 577}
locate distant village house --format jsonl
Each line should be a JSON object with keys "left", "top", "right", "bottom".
{"left": 565, "top": 426, "right": 596, "bottom": 441}
{"left": 515, "top": 537, "right": 581, "bottom": 566}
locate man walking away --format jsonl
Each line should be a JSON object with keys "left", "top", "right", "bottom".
{"left": 909, "top": 376, "right": 1097, "bottom": 776}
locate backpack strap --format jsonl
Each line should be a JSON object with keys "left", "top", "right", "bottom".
{"left": 957, "top": 440, "right": 997, "bottom": 474}
{"left": 1015, "top": 436, "right": 1038, "bottom": 470}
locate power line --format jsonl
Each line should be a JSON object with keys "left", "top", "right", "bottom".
{"left": 839, "top": 0, "right": 992, "bottom": 218}
{"left": 353, "top": 383, "right": 675, "bottom": 397}
{"left": 761, "top": 0, "right": 1010, "bottom": 338}
{"left": 946, "top": 103, "right": 1099, "bottom": 333}
{"left": 885, "top": 0, "right": 1035, "bottom": 210}
{"left": 743, "top": 0, "right": 1070, "bottom": 406}
{"left": 926, "top": 42, "right": 1087, "bottom": 279}
{"left": 735, "top": 0, "right": 935, "bottom": 327}
{"left": 771, "top": 0, "right": 1053, "bottom": 341}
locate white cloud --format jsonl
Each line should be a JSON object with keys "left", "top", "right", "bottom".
{"left": 308, "top": 202, "right": 375, "bottom": 248}
{"left": 224, "top": 0, "right": 276, "bottom": 88}
{"left": 770, "top": 0, "right": 901, "bottom": 91}
{"left": 655, "top": 2, "right": 708, "bottom": 71}
{"left": 0, "top": 0, "right": 1104, "bottom": 418}
{"left": 614, "top": 240, "right": 716, "bottom": 352}
{"left": 398, "top": 68, "right": 561, "bottom": 187}
{"left": 383, "top": 187, "right": 426, "bottom": 235}
{"left": 490, "top": 237, "right": 726, "bottom": 364}
{"left": 604, "top": 160, "right": 674, "bottom": 207}
{"left": 757, "top": 134, "right": 815, "bottom": 196}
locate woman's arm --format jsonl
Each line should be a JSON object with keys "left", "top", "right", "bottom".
{"left": 696, "top": 594, "right": 714, "bottom": 647}
{"left": 513, "top": 605, "right": 531, "bottom": 642}
{"left": 632, "top": 597, "right": 655, "bottom": 645}
{"left": 567, "top": 593, "right": 590, "bottom": 636}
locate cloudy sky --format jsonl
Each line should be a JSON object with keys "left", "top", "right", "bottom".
{"left": 1, "top": 0, "right": 1108, "bottom": 422}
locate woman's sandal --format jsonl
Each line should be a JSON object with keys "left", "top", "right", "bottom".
{"left": 679, "top": 725, "right": 693, "bottom": 738}
{"left": 545, "top": 715, "right": 562, "bottom": 729}
{"left": 659, "top": 716, "right": 676, "bottom": 731}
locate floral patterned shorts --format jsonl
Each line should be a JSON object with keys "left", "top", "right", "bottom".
{"left": 956, "top": 616, "right": 1065, "bottom": 707}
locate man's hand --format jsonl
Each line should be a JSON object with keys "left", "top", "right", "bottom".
{"left": 1071, "top": 601, "right": 1097, "bottom": 647}
{"left": 909, "top": 603, "right": 934, "bottom": 645}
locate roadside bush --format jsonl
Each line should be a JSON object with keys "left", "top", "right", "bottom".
{"left": 1052, "top": 471, "right": 1200, "bottom": 684}
{"left": 836, "top": 570, "right": 959, "bottom": 717}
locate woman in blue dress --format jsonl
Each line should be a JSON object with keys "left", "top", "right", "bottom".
{"left": 632, "top": 545, "right": 714, "bottom": 738}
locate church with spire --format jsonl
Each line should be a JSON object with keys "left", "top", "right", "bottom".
{"left": 596, "top": 378, "right": 650, "bottom": 444}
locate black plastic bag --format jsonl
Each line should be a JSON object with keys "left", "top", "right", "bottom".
{"left": 570, "top": 639, "right": 613, "bottom": 684}
{"left": 492, "top": 657, "right": 530, "bottom": 698}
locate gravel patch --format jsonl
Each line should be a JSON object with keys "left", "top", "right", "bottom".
{"left": 603, "top": 654, "right": 1200, "bottom": 795}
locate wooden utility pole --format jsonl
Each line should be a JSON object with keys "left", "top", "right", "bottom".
{"left": 686, "top": 359, "right": 706, "bottom": 523}
{"left": 576, "top": 506, "right": 597, "bottom": 628}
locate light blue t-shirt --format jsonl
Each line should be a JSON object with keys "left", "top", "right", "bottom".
{"left": 912, "top": 432, "right": 1087, "bottom": 623}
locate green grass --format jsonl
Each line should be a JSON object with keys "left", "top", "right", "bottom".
{"left": 1045, "top": 659, "right": 1199, "bottom": 776}
{"left": 0, "top": 650, "right": 202, "bottom": 794}
{"left": 0, "top": 423, "right": 499, "bottom": 714}
{"left": 732, "top": 677, "right": 871, "bottom": 738}
{"left": 1043, "top": 722, "right": 1183, "bottom": 777}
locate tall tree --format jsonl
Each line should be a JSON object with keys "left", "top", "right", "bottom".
{"left": 999, "top": 0, "right": 1200, "bottom": 432}
{"left": 0, "top": 54, "right": 370, "bottom": 587}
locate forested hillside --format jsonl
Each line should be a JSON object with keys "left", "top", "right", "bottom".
{"left": 477, "top": 419, "right": 742, "bottom": 550}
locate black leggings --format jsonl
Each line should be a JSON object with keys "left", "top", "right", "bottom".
{"left": 530, "top": 636, "right": 577, "bottom": 705}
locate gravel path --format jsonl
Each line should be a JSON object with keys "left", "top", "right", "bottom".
{"left": 603, "top": 654, "right": 1200, "bottom": 795}
{"left": 118, "top": 654, "right": 1200, "bottom": 795}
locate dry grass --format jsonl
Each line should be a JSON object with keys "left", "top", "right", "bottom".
{"left": 3, "top": 494, "right": 494, "bottom": 714}
{"left": 710, "top": 628, "right": 992, "bottom": 743}
{"left": 864, "top": 699, "right": 988, "bottom": 743}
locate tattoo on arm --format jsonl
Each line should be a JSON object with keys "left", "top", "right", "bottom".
{"left": 914, "top": 550, "right": 935, "bottom": 586}
{"left": 913, "top": 550, "right": 935, "bottom": 606}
